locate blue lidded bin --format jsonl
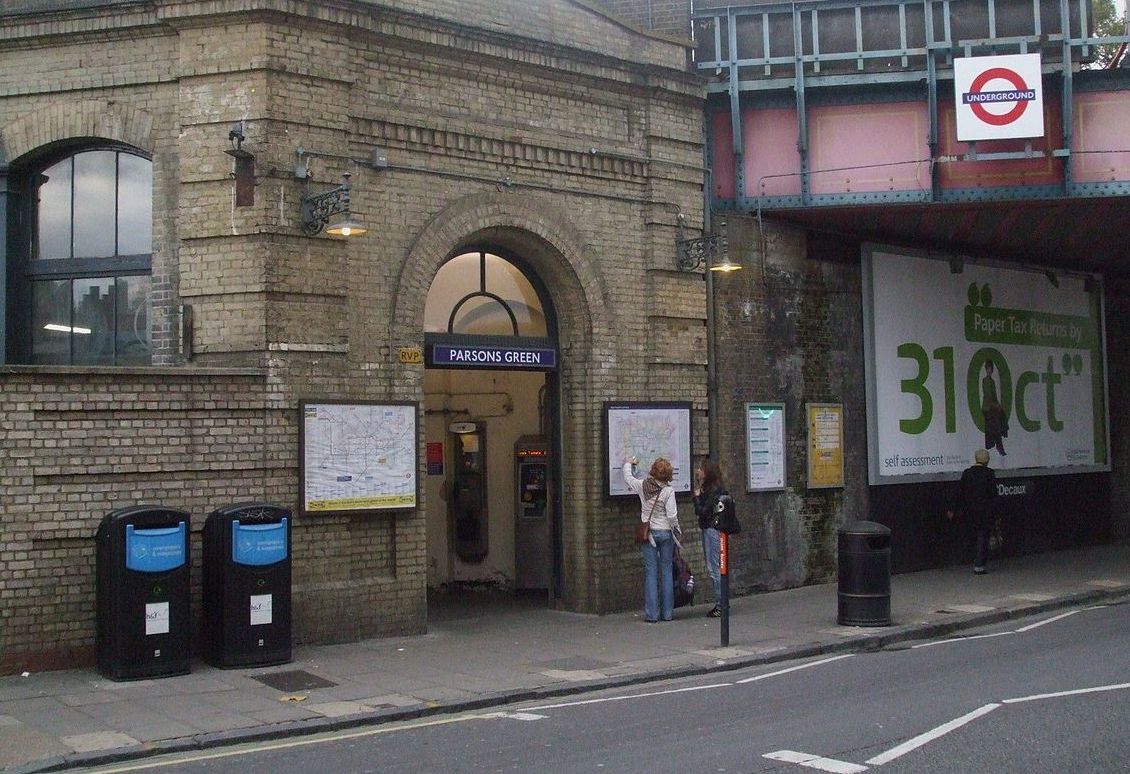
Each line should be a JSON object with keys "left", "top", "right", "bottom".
{"left": 95, "top": 506, "right": 192, "bottom": 680}
{"left": 202, "top": 503, "right": 292, "bottom": 668}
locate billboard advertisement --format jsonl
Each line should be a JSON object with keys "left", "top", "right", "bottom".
{"left": 863, "top": 246, "right": 1108, "bottom": 484}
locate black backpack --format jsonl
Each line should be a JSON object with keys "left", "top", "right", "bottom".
{"left": 712, "top": 492, "right": 742, "bottom": 535}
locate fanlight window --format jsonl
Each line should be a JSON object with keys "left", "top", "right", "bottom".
{"left": 424, "top": 251, "right": 547, "bottom": 337}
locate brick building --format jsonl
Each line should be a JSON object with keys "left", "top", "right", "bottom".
{"left": 0, "top": 0, "right": 708, "bottom": 672}
{"left": 3, "top": 0, "right": 1127, "bottom": 675}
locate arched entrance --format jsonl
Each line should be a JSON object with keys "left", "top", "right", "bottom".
{"left": 422, "top": 247, "right": 561, "bottom": 605}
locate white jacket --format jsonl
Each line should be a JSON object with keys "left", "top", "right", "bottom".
{"left": 622, "top": 462, "right": 680, "bottom": 533}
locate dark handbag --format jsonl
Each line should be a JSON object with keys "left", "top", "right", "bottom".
{"left": 635, "top": 491, "right": 661, "bottom": 544}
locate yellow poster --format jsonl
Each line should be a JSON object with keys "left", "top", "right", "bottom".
{"left": 807, "top": 403, "right": 844, "bottom": 489}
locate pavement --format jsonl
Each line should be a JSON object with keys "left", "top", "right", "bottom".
{"left": 2, "top": 542, "right": 1128, "bottom": 773}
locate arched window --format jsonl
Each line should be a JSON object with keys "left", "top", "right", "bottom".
{"left": 424, "top": 251, "right": 547, "bottom": 337}
{"left": 17, "top": 147, "right": 153, "bottom": 365}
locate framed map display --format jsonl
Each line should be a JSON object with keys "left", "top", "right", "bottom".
{"left": 604, "top": 402, "right": 693, "bottom": 497}
{"left": 300, "top": 401, "right": 419, "bottom": 513}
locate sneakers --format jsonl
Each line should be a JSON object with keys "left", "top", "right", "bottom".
{"left": 974, "top": 566, "right": 987, "bottom": 575}
{"left": 707, "top": 606, "right": 722, "bottom": 618}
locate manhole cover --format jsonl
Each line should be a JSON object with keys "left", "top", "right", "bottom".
{"left": 251, "top": 670, "right": 337, "bottom": 692}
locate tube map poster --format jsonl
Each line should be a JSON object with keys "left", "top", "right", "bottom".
{"left": 863, "top": 246, "right": 1108, "bottom": 484}
{"left": 301, "top": 401, "right": 418, "bottom": 512}
{"left": 605, "top": 402, "right": 692, "bottom": 496}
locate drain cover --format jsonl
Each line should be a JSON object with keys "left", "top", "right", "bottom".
{"left": 251, "top": 670, "right": 337, "bottom": 692}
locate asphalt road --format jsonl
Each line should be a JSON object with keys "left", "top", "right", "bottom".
{"left": 75, "top": 601, "right": 1130, "bottom": 773}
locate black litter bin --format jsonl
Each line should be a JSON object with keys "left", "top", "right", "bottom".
{"left": 203, "top": 503, "right": 292, "bottom": 668}
{"left": 95, "top": 506, "right": 192, "bottom": 681}
{"left": 837, "top": 520, "right": 892, "bottom": 626}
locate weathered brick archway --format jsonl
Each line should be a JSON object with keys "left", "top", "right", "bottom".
{"left": 390, "top": 190, "right": 622, "bottom": 610}
{"left": 1, "top": 100, "right": 153, "bottom": 161}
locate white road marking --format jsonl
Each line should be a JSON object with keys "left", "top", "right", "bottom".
{"left": 80, "top": 713, "right": 493, "bottom": 771}
{"left": 865, "top": 703, "right": 1000, "bottom": 765}
{"left": 735, "top": 654, "right": 854, "bottom": 684}
{"left": 1014, "top": 609, "right": 1079, "bottom": 632}
{"left": 764, "top": 749, "right": 869, "bottom": 773}
{"left": 1002, "top": 681, "right": 1130, "bottom": 705}
{"left": 768, "top": 745, "right": 863, "bottom": 768}
{"left": 529, "top": 682, "right": 732, "bottom": 711}
{"left": 911, "top": 631, "right": 1013, "bottom": 649}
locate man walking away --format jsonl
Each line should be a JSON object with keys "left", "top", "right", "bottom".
{"left": 954, "top": 449, "right": 997, "bottom": 574}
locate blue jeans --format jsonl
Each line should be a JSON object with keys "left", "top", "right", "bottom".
{"left": 701, "top": 527, "right": 721, "bottom": 604}
{"left": 641, "top": 529, "right": 675, "bottom": 621}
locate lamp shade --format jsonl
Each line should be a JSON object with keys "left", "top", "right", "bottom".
{"left": 709, "top": 255, "right": 741, "bottom": 272}
{"left": 324, "top": 217, "right": 368, "bottom": 238}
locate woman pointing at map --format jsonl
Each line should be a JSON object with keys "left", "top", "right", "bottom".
{"left": 622, "top": 456, "right": 681, "bottom": 622}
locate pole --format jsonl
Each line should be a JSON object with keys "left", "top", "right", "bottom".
{"left": 720, "top": 531, "right": 729, "bottom": 646}
{"left": 705, "top": 208, "right": 718, "bottom": 460}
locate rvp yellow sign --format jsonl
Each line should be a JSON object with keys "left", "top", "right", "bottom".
{"left": 398, "top": 347, "right": 423, "bottom": 364}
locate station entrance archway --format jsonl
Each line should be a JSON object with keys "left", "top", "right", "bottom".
{"left": 421, "top": 247, "right": 562, "bottom": 607}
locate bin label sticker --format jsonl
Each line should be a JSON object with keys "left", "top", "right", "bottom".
{"left": 250, "top": 594, "right": 273, "bottom": 626}
{"left": 145, "top": 602, "right": 170, "bottom": 635}
{"left": 126, "top": 523, "right": 187, "bottom": 573}
{"left": 232, "top": 519, "right": 288, "bottom": 566}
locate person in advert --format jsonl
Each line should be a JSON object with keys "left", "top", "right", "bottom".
{"left": 623, "top": 457, "right": 681, "bottom": 622}
{"left": 981, "top": 360, "right": 1008, "bottom": 456}
{"left": 693, "top": 458, "right": 725, "bottom": 618}
{"left": 948, "top": 448, "right": 998, "bottom": 575}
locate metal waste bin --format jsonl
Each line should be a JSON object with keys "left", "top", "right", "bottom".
{"left": 95, "top": 506, "right": 192, "bottom": 681}
{"left": 202, "top": 502, "right": 292, "bottom": 668}
{"left": 837, "top": 520, "right": 892, "bottom": 626}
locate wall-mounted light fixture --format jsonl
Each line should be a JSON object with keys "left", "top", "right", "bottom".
{"left": 675, "top": 214, "right": 740, "bottom": 272}
{"left": 295, "top": 148, "right": 369, "bottom": 238}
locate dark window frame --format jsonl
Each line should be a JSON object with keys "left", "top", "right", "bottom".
{"left": 9, "top": 143, "right": 153, "bottom": 365}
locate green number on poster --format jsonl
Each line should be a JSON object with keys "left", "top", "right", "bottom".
{"left": 898, "top": 342, "right": 931, "bottom": 434}
{"left": 933, "top": 346, "right": 956, "bottom": 433}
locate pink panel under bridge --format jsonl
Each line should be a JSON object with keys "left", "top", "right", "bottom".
{"left": 806, "top": 103, "right": 931, "bottom": 195}
{"left": 1073, "top": 93, "right": 1130, "bottom": 184}
{"left": 708, "top": 89, "right": 1130, "bottom": 198}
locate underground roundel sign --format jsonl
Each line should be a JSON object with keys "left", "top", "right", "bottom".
{"left": 954, "top": 54, "right": 1044, "bottom": 142}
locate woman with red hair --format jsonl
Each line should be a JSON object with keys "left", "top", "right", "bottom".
{"left": 623, "top": 456, "right": 682, "bottom": 622}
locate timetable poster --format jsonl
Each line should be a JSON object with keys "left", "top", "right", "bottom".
{"left": 746, "top": 402, "right": 785, "bottom": 491}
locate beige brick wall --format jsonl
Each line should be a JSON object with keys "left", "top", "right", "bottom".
{"left": 0, "top": 0, "right": 706, "bottom": 669}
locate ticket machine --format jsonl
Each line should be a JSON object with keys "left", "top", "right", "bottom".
{"left": 514, "top": 435, "right": 551, "bottom": 591}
